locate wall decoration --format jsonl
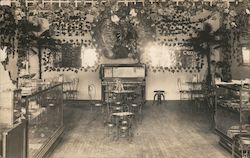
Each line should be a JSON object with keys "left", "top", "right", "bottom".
{"left": 42, "top": 44, "right": 100, "bottom": 73}
{"left": 141, "top": 43, "right": 203, "bottom": 73}
{"left": 0, "top": 6, "right": 16, "bottom": 52}
{"left": 3, "top": 0, "right": 248, "bottom": 74}
{"left": 92, "top": 1, "right": 155, "bottom": 63}
{"left": 40, "top": 6, "right": 100, "bottom": 72}
{"left": 138, "top": 2, "right": 213, "bottom": 73}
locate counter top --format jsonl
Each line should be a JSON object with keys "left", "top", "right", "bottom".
{"left": 0, "top": 124, "right": 12, "bottom": 141}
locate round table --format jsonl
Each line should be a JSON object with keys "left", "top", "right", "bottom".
{"left": 112, "top": 90, "right": 135, "bottom": 94}
{"left": 112, "top": 112, "right": 134, "bottom": 117}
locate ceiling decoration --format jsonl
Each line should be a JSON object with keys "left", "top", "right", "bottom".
{"left": 1, "top": 0, "right": 249, "bottom": 74}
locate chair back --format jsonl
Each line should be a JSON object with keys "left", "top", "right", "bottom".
{"left": 72, "top": 78, "right": 79, "bottom": 91}
{"left": 177, "top": 78, "right": 182, "bottom": 91}
{"left": 88, "top": 84, "right": 96, "bottom": 101}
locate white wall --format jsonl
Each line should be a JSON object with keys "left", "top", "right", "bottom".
{"left": 32, "top": 9, "right": 217, "bottom": 100}
{"left": 23, "top": 49, "right": 206, "bottom": 100}
{"left": 43, "top": 71, "right": 101, "bottom": 100}
{"left": 231, "top": 60, "right": 250, "bottom": 80}
{"left": 42, "top": 67, "right": 206, "bottom": 100}
{"left": 146, "top": 71, "right": 205, "bottom": 100}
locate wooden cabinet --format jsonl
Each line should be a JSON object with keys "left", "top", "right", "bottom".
{"left": 100, "top": 64, "right": 146, "bottom": 104}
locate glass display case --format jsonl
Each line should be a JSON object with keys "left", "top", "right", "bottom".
{"left": 0, "top": 89, "right": 26, "bottom": 158}
{"left": 0, "top": 89, "right": 22, "bottom": 126}
{"left": 0, "top": 121, "right": 27, "bottom": 158}
{"left": 215, "top": 83, "right": 250, "bottom": 157}
{"left": 23, "top": 83, "right": 64, "bottom": 158}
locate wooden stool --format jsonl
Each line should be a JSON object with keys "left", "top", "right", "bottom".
{"left": 118, "top": 119, "right": 132, "bottom": 142}
{"left": 91, "top": 102, "right": 104, "bottom": 113}
{"left": 153, "top": 90, "right": 165, "bottom": 105}
{"left": 130, "top": 103, "right": 140, "bottom": 126}
{"left": 106, "top": 122, "right": 116, "bottom": 140}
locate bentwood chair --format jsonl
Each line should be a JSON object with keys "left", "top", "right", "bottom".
{"left": 106, "top": 121, "right": 116, "bottom": 140}
{"left": 177, "top": 78, "right": 190, "bottom": 106}
{"left": 64, "top": 78, "right": 79, "bottom": 100}
{"left": 130, "top": 103, "right": 142, "bottom": 125}
{"left": 88, "top": 84, "right": 104, "bottom": 120}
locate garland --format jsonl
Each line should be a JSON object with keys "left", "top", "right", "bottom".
{"left": 0, "top": 0, "right": 249, "bottom": 73}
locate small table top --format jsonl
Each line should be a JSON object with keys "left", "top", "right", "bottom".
{"left": 112, "top": 112, "right": 134, "bottom": 117}
{"left": 154, "top": 90, "right": 165, "bottom": 93}
{"left": 112, "top": 90, "right": 135, "bottom": 94}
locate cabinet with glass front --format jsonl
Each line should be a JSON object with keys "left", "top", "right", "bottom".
{"left": 215, "top": 83, "right": 250, "bottom": 157}
{"left": 23, "top": 83, "right": 64, "bottom": 158}
{"left": 0, "top": 89, "right": 26, "bottom": 158}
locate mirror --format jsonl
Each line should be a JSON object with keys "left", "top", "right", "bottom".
{"left": 43, "top": 44, "right": 99, "bottom": 72}
{"left": 242, "top": 46, "right": 250, "bottom": 66}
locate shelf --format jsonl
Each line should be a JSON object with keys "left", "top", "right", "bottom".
{"left": 216, "top": 84, "right": 250, "bottom": 92}
{"left": 215, "top": 83, "right": 250, "bottom": 155}
{"left": 215, "top": 129, "right": 242, "bottom": 158}
{"left": 28, "top": 108, "right": 46, "bottom": 121}
{"left": 22, "top": 83, "right": 63, "bottom": 98}
{"left": 22, "top": 83, "right": 64, "bottom": 158}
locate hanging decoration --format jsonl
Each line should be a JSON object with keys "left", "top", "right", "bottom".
{"left": 139, "top": 1, "right": 211, "bottom": 73}
{"left": 1, "top": 0, "right": 250, "bottom": 74}
{"left": 0, "top": 5, "right": 17, "bottom": 50}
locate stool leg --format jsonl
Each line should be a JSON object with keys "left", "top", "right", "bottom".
{"left": 162, "top": 94, "right": 165, "bottom": 103}
{"left": 157, "top": 94, "right": 161, "bottom": 105}
{"left": 116, "top": 117, "right": 119, "bottom": 141}
{"left": 153, "top": 94, "right": 157, "bottom": 105}
{"left": 180, "top": 92, "right": 183, "bottom": 106}
{"left": 160, "top": 94, "right": 165, "bottom": 105}
{"left": 139, "top": 104, "right": 143, "bottom": 124}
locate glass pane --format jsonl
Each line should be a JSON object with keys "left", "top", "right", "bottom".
{"left": 27, "top": 84, "right": 63, "bottom": 158}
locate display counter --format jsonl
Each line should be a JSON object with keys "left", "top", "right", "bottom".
{"left": 0, "top": 88, "right": 26, "bottom": 158}
{"left": 0, "top": 89, "right": 22, "bottom": 126}
{"left": 23, "top": 83, "right": 64, "bottom": 158}
{"left": 215, "top": 84, "right": 250, "bottom": 157}
{"left": 0, "top": 121, "right": 27, "bottom": 158}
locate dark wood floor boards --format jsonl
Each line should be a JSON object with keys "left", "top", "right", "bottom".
{"left": 49, "top": 101, "right": 230, "bottom": 158}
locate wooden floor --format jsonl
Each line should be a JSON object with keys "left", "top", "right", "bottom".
{"left": 48, "top": 101, "right": 230, "bottom": 158}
